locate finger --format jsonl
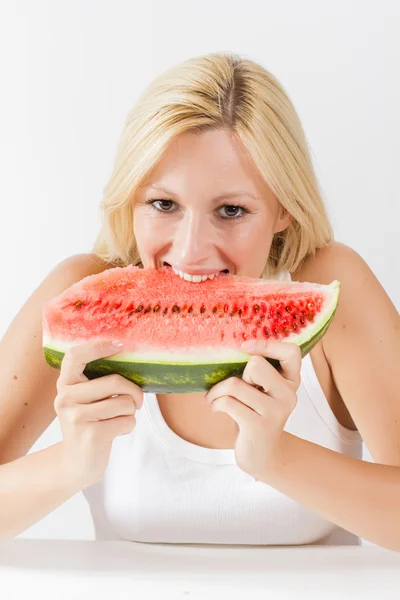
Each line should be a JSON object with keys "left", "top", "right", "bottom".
{"left": 241, "top": 355, "right": 284, "bottom": 399}
{"left": 70, "top": 374, "right": 143, "bottom": 409}
{"left": 57, "top": 339, "right": 124, "bottom": 388}
{"left": 206, "top": 376, "right": 272, "bottom": 416}
{"left": 73, "top": 394, "right": 137, "bottom": 422}
{"left": 211, "top": 395, "right": 258, "bottom": 431}
{"left": 241, "top": 339, "right": 302, "bottom": 390}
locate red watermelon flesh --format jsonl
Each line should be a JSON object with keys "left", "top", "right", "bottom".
{"left": 42, "top": 265, "right": 340, "bottom": 392}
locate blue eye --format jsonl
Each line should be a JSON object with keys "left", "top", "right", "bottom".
{"left": 145, "top": 199, "right": 249, "bottom": 221}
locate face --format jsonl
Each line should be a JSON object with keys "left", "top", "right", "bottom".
{"left": 133, "top": 128, "right": 291, "bottom": 280}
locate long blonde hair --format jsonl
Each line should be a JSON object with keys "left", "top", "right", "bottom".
{"left": 92, "top": 51, "right": 334, "bottom": 278}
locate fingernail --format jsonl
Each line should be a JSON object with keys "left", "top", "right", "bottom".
{"left": 112, "top": 340, "right": 124, "bottom": 348}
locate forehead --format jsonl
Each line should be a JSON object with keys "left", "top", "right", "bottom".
{"left": 141, "top": 128, "right": 270, "bottom": 196}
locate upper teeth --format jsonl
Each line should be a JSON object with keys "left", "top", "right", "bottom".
{"left": 172, "top": 267, "right": 220, "bottom": 282}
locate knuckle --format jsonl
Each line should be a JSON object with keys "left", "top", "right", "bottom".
{"left": 117, "top": 415, "right": 136, "bottom": 437}
{"left": 68, "top": 406, "right": 83, "bottom": 426}
{"left": 66, "top": 345, "right": 80, "bottom": 360}
{"left": 289, "top": 392, "right": 298, "bottom": 411}
{"left": 121, "top": 396, "right": 136, "bottom": 414}
{"left": 110, "top": 373, "right": 124, "bottom": 391}
{"left": 225, "top": 378, "right": 240, "bottom": 395}
{"left": 291, "top": 344, "right": 302, "bottom": 360}
{"left": 219, "top": 395, "right": 233, "bottom": 409}
{"left": 126, "top": 415, "right": 136, "bottom": 430}
{"left": 54, "top": 387, "right": 70, "bottom": 410}
{"left": 253, "top": 355, "right": 266, "bottom": 368}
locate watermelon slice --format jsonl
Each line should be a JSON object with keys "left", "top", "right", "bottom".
{"left": 42, "top": 265, "right": 340, "bottom": 393}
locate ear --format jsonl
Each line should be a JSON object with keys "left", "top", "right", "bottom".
{"left": 273, "top": 208, "right": 292, "bottom": 234}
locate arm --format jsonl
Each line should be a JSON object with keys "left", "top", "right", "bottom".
{"left": 260, "top": 243, "right": 400, "bottom": 551}
{"left": 0, "top": 442, "right": 83, "bottom": 542}
{"left": 0, "top": 253, "right": 110, "bottom": 540}
{"left": 262, "top": 432, "right": 400, "bottom": 551}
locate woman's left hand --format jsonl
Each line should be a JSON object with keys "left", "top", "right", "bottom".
{"left": 205, "top": 339, "right": 302, "bottom": 481}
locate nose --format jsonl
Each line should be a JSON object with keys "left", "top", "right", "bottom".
{"left": 172, "top": 211, "right": 217, "bottom": 265}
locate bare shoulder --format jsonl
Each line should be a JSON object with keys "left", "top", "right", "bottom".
{"left": 293, "top": 239, "right": 398, "bottom": 353}
{"left": 51, "top": 252, "right": 117, "bottom": 280}
{"left": 294, "top": 241, "right": 400, "bottom": 464}
{"left": 0, "top": 252, "right": 115, "bottom": 465}
{"left": 293, "top": 241, "right": 374, "bottom": 285}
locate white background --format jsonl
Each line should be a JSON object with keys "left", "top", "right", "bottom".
{"left": 0, "top": 0, "right": 398, "bottom": 540}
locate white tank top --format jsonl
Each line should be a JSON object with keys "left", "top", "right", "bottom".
{"left": 83, "top": 270, "right": 363, "bottom": 545}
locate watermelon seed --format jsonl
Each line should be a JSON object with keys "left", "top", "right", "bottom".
{"left": 188, "top": 306, "right": 193, "bottom": 313}
{"left": 292, "top": 314, "right": 297, "bottom": 319}
{"left": 293, "top": 323, "right": 298, "bottom": 330}
{"left": 172, "top": 305, "right": 181, "bottom": 313}
{"left": 273, "top": 328, "right": 279, "bottom": 336}
{"left": 153, "top": 305, "right": 160, "bottom": 312}
{"left": 263, "top": 327, "right": 270, "bottom": 337}
{"left": 238, "top": 309, "right": 243, "bottom": 317}
{"left": 276, "top": 311, "right": 281, "bottom": 317}
{"left": 300, "top": 317, "right": 305, "bottom": 325}
{"left": 144, "top": 306, "right": 152, "bottom": 313}
{"left": 200, "top": 306, "right": 206, "bottom": 314}
{"left": 285, "top": 306, "right": 291, "bottom": 312}
{"left": 135, "top": 305, "right": 144, "bottom": 313}
{"left": 253, "top": 305, "right": 260, "bottom": 313}
{"left": 128, "top": 311, "right": 134, "bottom": 317}
{"left": 163, "top": 308, "right": 168, "bottom": 315}
{"left": 221, "top": 332, "right": 225, "bottom": 340}
{"left": 75, "top": 300, "right": 84, "bottom": 308}
{"left": 307, "top": 313, "right": 314, "bottom": 321}
{"left": 224, "top": 304, "right": 229, "bottom": 313}
{"left": 212, "top": 307, "right": 218, "bottom": 314}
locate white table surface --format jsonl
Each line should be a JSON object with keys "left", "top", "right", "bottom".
{"left": 1, "top": 540, "right": 399, "bottom": 599}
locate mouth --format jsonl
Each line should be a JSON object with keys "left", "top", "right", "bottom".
{"left": 163, "top": 262, "right": 229, "bottom": 282}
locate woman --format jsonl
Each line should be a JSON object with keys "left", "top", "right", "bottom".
{"left": 0, "top": 52, "right": 399, "bottom": 548}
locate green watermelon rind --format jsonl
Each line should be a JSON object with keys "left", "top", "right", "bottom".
{"left": 42, "top": 281, "right": 339, "bottom": 393}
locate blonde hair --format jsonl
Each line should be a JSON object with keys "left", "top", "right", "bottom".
{"left": 92, "top": 51, "right": 334, "bottom": 278}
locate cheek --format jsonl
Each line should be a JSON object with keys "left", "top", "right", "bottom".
{"left": 234, "top": 226, "right": 273, "bottom": 254}
{"left": 232, "top": 227, "right": 274, "bottom": 273}
{"left": 133, "top": 211, "right": 171, "bottom": 254}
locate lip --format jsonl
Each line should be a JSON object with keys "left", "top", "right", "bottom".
{"left": 163, "top": 262, "right": 229, "bottom": 275}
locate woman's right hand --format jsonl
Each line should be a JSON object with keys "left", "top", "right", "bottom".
{"left": 54, "top": 340, "right": 143, "bottom": 489}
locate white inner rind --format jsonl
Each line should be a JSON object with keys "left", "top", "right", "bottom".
{"left": 43, "top": 281, "right": 340, "bottom": 364}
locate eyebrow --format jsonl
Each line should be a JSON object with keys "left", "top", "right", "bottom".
{"left": 145, "top": 185, "right": 260, "bottom": 203}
